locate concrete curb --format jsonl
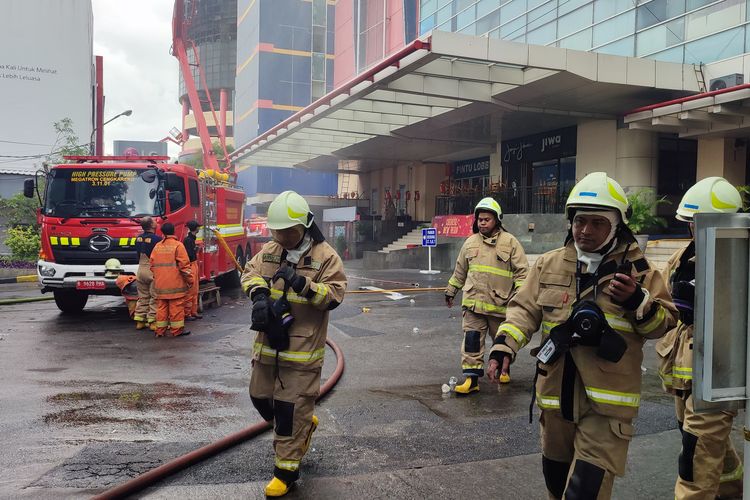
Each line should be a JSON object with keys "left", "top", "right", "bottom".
{"left": 0, "top": 275, "right": 36, "bottom": 285}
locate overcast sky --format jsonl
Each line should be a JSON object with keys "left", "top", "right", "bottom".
{"left": 92, "top": 0, "right": 180, "bottom": 157}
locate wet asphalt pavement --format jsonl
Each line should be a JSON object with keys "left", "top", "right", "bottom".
{"left": 0, "top": 266, "right": 743, "bottom": 499}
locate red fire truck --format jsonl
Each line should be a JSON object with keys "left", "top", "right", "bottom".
{"left": 24, "top": 156, "right": 249, "bottom": 313}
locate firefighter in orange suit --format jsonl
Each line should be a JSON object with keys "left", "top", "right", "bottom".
{"left": 445, "top": 197, "right": 528, "bottom": 394}
{"left": 656, "top": 177, "right": 744, "bottom": 499}
{"left": 487, "top": 172, "right": 677, "bottom": 499}
{"left": 150, "top": 222, "right": 193, "bottom": 337}
{"left": 241, "top": 190, "right": 346, "bottom": 497}
{"left": 133, "top": 216, "right": 162, "bottom": 330}
{"left": 183, "top": 220, "right": 202, "bottom": 321}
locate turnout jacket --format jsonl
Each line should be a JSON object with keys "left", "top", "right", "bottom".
{"left": 240, "top": 240, "right": 347, "bottom": 371}
{"left": 445, "top": 230, "right": 529, "bottom": 317}
{"left": 490, "top": 240, "right": 677, "bottom": 420}
{"left": 150, "top": 236, "right": 193, "bottom": 299}
{"left": 655, "top": 245, "right": 694, "bottom": 394}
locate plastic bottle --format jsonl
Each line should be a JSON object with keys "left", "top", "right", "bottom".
{"left": 448, "top": 376, "right": 457, "bottom": 391}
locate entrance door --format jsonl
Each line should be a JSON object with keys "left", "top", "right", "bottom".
{"left": 532, "top": 160, "right": 558, "bottom": 213}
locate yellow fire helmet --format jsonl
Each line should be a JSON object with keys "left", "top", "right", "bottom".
{"left": 104, "top": 258, "right": 123, "bottom": 278}
{"left": 267, "top": 190, "right": 313, "bottom": 230}
{"left": 474, "top": 197, "right": 502, "bottom": 220}
{"left": 566, "top": 172, "right": 630, "bottom": 223}
{"left": 676, "top": 176, "right": 742, "bottom": 222}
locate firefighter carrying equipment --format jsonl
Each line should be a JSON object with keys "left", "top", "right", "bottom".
{"left": 676, "top": 176, "right": 742, "bottom": 222}
{"left": 489, "top": 238, "right": 677, "bottom": 422}
{"left": 104, "top": 258, "right": 124, "bottom": 278}
{"left": 656, "top": 178, "right": 743, "bottom": 498}
{"left": 455, "top": 376, "right": 479, "bottom": 394}
{"left": 566, "top": 172, "right": 630, "bottom": 223}
{"left": 242, "top": 214, "right": 346, "bottom": 491}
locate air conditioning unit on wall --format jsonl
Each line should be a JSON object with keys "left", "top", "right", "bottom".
{"left": 709, "top": 74, "right": 744, "bottom": 91}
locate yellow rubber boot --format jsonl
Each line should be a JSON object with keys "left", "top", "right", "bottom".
{"left": 135, "top": 321, "right": 146, "bottom": 330}
{"left": 302, "top": 415, "right": 319, "bottom": 454}
{"left": 454, "top": 376, "right": 479, "bottom": 395}
{"left": 499, "top": 373, "right": 511, "bottom": 384}
{"left": 265, "top": 476, "right": 290, "bottom": 497}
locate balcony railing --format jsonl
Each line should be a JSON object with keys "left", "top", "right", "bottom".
{"left": 435, "top": 183, "right": 575, "bottom": 216}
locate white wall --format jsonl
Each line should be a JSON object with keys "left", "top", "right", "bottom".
{"left": 0, "top": 0, "right": 93, "bottom": 173}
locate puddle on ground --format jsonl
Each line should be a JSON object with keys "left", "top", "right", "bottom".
{"left": 44, "top": 382, "right": 234, "bottom": 428}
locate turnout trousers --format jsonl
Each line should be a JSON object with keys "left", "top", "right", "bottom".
{"left": 674, "top": 393, "right": 742, "bottom": 500}
{"left": 249, "top": 362, "right": 320, "bottom": 484}
{"left": 183, "top": 261, "right": 199, "bottom": 317}
{"left": 540, "top": 370, "right": 634, "bottom": 500}
{"left": 461, "top": 309, "right": 503, "bottom": 377}
{"left": 155, "top": 298, "right": 185, "bottom": 336}
{"left": 134, "top": 257, "right": 156, "bottom": 325}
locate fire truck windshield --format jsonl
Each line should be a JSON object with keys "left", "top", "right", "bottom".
{"left": 44, "top": 168, "right": 163, "bottom": 218}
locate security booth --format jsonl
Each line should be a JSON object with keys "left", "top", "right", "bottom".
{"left": 693, "top": 213, "right": 750, "bottom": 496}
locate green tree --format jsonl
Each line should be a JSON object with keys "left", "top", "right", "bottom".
{"left": 182, "top": 141, "right": 235, "bottom": 170}
{"left": 0, "top": 193, "right": 41, "bottom": 230}
{"left": 45, "top": 117, "right": 89, "bottom": 165}
{"left": 4, "top": 226, "right": 40, "bottom": 261}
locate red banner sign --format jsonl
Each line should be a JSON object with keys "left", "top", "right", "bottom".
{"left": 432, "top": 215, "right": 474, "bottom": 238}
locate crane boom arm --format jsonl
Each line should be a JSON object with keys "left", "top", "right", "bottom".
{"left": 172, "top": 0, "right": 220, "bottom": 171}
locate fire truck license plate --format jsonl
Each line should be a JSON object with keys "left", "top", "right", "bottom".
{"left": 77, "top": 280, "right": 105, "bottom": 290}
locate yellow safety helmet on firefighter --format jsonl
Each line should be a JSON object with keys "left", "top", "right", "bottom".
{"left": 676, "top": 176, "right": 742, "bottom": 221}
{"left": 474, "top": 197, "right": 502, "bottom": 220}
{"left": 104, "top": 258, "right": 123, "bottom": 278}
{"left": 267, "top": 190, "right": 313, "bottom": 230}
{"left": 566, "top": 172, "right": 630, "bottom": 223}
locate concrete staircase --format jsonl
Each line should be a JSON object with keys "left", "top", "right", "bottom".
{"left": 378, "top": 228, "right": 425, "bottom": 254}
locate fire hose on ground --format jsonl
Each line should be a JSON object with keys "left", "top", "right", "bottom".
{"left": 92, "top": 338, "right": 345, "bottom": 500}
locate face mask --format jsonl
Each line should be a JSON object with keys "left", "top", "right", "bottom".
{"left": 285, "top": 233, "right": 312, "bottom": 265}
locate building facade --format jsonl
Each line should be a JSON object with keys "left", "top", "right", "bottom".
{"left": 178, "top": 0, "right": 237, "bottom": 163}
{"left": 419, "top": 0, "right": 750, "bottom": 65}
{"left": 234, "top": 0, "right": 339, "bottom": 209}
{"left": 414, "top": 0, "right": 750, "bottom": 232}
{"left": 0, "top": 0, "right": 94, "bottom": 177}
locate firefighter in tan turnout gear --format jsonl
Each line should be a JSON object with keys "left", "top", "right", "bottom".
{"left": 445, "top": 197, "right": 528, "bottom": 394}
{"left": 487, "top": 172, "right": 677, "bottom": 499}
{"left": 656, "top": 177, "right": 744, "bottom": 500}
{"left": 240, "top": 190, "right": 346, "bottom": 498}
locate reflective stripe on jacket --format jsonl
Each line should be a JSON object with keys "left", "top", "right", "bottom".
{"left": 445, "top": 230, "right": 529, "bottom": 318}
{"left": 490, "top": 240, "right": 677, "bottom": 420}
{"left": 150, "top": 235, "right": 193, "bottom": 299}
{"left": 240, "top": 239, "right": 347, "bottom": 370}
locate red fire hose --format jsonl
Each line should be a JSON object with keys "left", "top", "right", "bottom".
{"left": 92, "top": 338, "right": 345, "bottom": 500}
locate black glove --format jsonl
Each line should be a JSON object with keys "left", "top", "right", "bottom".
{"left": 488, "top": 350, "right": 511, "bottom": 379}
{"left": 272, "top": 265, "right": 306, "bottom": 293}
{"left": 672, "top": 280, "right": 695, "bottom": 325}
{"left": 250, "top": 292, "right": 271, "bottom": 331}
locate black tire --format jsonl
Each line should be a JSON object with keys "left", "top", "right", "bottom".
{"left": 53, "top": 290, "right": 88, "bottom": 314}
{"left": 237, "top": 246, "right": 247, "bottom": 268}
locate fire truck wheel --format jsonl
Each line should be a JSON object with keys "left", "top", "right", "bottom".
{"left": 236, "top": 247, "right": 247, "bottom": 268}
{"left": 53, "top": 290, "right": 88, "bottom": 314}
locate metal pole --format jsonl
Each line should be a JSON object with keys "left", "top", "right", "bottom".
{"left": 428, "top": 246, "right": 432, "bottom": 272}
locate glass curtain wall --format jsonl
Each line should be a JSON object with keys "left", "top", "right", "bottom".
{"left": 419, "top": 0, "right": 750, "bottom": 64}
